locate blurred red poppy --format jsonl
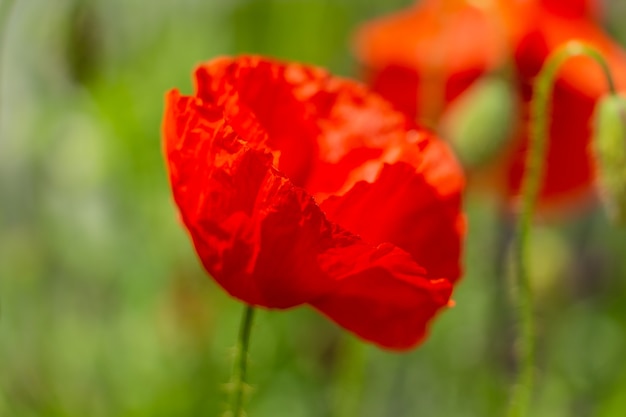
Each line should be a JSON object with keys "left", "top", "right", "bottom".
{"left": 502, "top": 1, "right": 626, "bottom": 210}
{"left": 540, "top": 0, "right": 601, "bottom": 19}
{"left": 354, "top": 0, "right": 626, "bottom": 212}
{"left": 353, "top": 0, "right": 526, "bottom": 124}
{"left": 162, "top": 55, "right": 465, "bottom": 350}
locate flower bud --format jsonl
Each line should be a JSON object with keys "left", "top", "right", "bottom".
{"left": 592, "top": 94, "right": 626, "bottom": 225}
{"left": 440, "top": 77, "right": 518, "bottom": 169}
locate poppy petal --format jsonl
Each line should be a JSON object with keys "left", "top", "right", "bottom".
{"left": 539, "top": 0, "right": 599, "bottom": 19}
{"left": 311, "top": 243, "right": 453, "bottom": 350}
{"left": 164, "top": 90, "right": 336, "bottom": 308}
{"left": 321, "top": 157, "right": 465, "bottom": 281}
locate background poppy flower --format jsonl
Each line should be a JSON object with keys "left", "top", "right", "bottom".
{"left": 162, "top": 55, "right": 465, "bottom": 350}
{"left": 539, "top": 0, "right": 602, "bottom": 19}
{"left": 353, "top": 0, "right": 526, "bottom": 124}
{"left": 354, "top": 0, "right": 626, "bottom": 212}
{"left": 502, "top": 1, "right": 626, "bottom": 210}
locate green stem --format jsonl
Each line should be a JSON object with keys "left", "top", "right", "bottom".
{"left": 507, "top": 40, "right": 617, "bottom": 417}
{"left": 227, "top": 304, "right": 256, "bottom": 417}
{"left": 331, "top": 335, "right": 366, "bottom": 417}
{"left": 0, "top": 0, "right": 17, "bottom": 136}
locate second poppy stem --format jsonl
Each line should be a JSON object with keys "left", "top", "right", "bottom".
{"left": 227, "top": 304, "right": 256, "bottom": 417}
{"left": 507, "top": 41, "right": 617, "bottom": 417}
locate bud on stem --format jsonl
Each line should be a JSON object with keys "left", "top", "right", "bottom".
{"left": 441, "top": 76, "right": 518, "bottom": 169}
{"left": 592, "top": 94, "right": 626, "bottom": 225}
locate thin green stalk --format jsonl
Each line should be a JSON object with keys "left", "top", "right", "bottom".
{"left": 226, "top": 304, "right": 256, "bottom": 417}
{"left": 0, "top": 0, "right": 17, "bottom": 137}
{"left": 331, "top": 335, "right": 366, "bottom": 417}
{"left": 507, "top": 40, "right": 617, "bottom": 417}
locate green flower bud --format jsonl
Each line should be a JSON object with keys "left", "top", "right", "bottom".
{"left": 440, "top": 77, "right": 518, "bottom": 169}
{"left": 592, "top": 94, "right": 626, "bottom": 225}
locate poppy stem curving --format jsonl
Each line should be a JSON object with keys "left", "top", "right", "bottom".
{"left": 227, "top": 304, "right": 256, "bottom": 417}
{"left": 507, "top": 40, "right": 617, "bottom": 417}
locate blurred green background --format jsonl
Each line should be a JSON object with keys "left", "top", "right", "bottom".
{"left": 2, "top": 0, "right": 626, "bottom": 416}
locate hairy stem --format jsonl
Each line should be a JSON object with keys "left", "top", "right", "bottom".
{"left": 507, "top": 40, "right": 616, "bottom": 417}
{"left": 227, "top": 304, "right": 256, "bottom": 417}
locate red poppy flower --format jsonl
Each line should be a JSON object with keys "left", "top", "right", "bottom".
{"left": 502, "top": 0, "right": 626, "bottom": 209}
{"left": 354, "top": 0, "right": 625, "bottom": 211}
{"left": 162, "top": 56, "right": 465, "bottom": 350}
{"left": 540, "top": 0, "right": 601, "bottom": 19}
{"left": 353, "top": 0, "right": 527, "bottom": 123}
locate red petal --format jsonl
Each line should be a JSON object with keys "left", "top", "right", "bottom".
{"left": 311, "top": 241, "right": 453, "bottom": 350}
{"left": 539, "top": 0, "right": 600, "bottom": 19}
{"left": 194, "top": 56, "right": 323, "bottom": 189}
{"left": 321, "top": 155, "right": 465, "bottom": 282}
{"left": 164, "top": 90, "right": 337, "bottom": 308}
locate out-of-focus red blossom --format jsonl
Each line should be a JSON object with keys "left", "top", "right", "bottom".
{"left": 354, "top": 0, "right": 626, "bottom": 212}
{"left": 502, "top": 0, "right": 626, "bottom": 210}
{"left": 162, "top": 56, "right": 466, "bottom": 350}
{"left": 540, "top": 0, "right": 601, "bottom": 19}
{"left": 353, "top": 0, "right": 529, "bottom": 123}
